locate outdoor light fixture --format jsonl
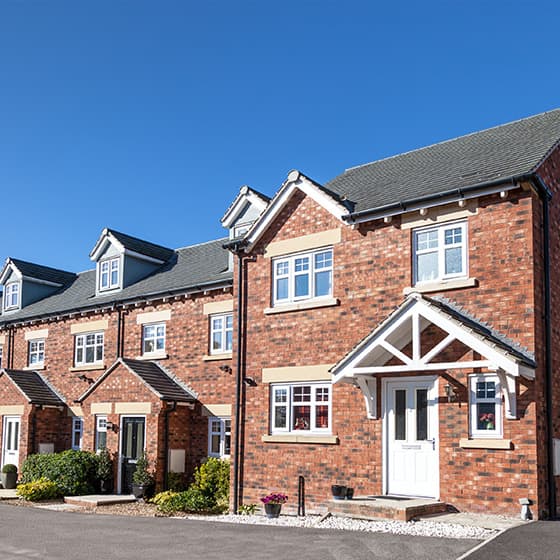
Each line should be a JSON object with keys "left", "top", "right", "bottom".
{"left": 219, "top": 365, "right": 232, "bottom": 374}
{"left": 77, "top": 374, "right": 95, "bottom": 384}
{"left": 243, "top": 376, "right": 257, "bottom": 387}
{"left": 444, "top": 383, "right": 458, "bottom": 402}
{"left": 105, "top": 421, "right": 118, "bottom": 432}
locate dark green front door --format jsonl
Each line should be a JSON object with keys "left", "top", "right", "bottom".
{"left": 120, "top": 417, "right": 145, "bottom": 493}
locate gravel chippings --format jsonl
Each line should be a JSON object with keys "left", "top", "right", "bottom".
{"left": 179, "top": 513, "right": 497, "bottom": 540}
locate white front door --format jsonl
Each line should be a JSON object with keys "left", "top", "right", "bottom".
{"left": 2, "top": 416, "right": 21, "bottom": 468}
{"left": 384, "top": 377, "right": 439, "bottom": 498}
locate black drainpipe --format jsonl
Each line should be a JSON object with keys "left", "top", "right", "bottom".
{"left": 163, "top": 401, "right": 177, "bottom": 490}
{"left": 232, "top": 245, "right": 245, "bottom": 515}
{"left": 7, "top": 326, "right": 15, "bottom": 368}
{"left": 533, "top": 174, "right": 556, "bottom": 519}
{"left": 116, "top": 308, "right": 123, "bottom": 359}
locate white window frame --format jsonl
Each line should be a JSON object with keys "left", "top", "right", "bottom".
{"left": 208, "top": 417, "right": 231, "bottom": 458}
{"left": 28, "top": 339, "right": 45, "bottom": 367}
{"left": 95, "top": 415, "right": 107, "bottom": 451}
{"left": 469, "top": 374, "right": 503, "bottom": 438}
{"left": 99, "top": 257, "right": 120, "bottom": 291}
{"left": 74, "top": 331, "right": 104, "bottom": 366}
{"left": 72, "top": 417, "right": 83, "bottom": 450}
{"left": 272, "top": 248, "right": 333, "bottom": 305}
{"left": 270, "top": 382, "right": 332, "bottom": 435}
{"left": 210, "top": 313, "right": 233, "bottom": 354}
{"left": 4, "top": 282, "right": 20, "bottom": 310}
{"left": 142, "top": 322, "right": 166, "bottom": 356}
{"left": 413, "top": 221, "right": 468, "bottom": 285}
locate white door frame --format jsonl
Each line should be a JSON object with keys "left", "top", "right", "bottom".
{"left": 382, "top": 375, "right": 439, "bottom": 498}
{"left": 2, "top": 416, "right": 21, "bottom": 469}
{"left": 117, "top": 415, "right": 146, "bottom": 494}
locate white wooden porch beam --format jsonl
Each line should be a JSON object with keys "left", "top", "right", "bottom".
{"left": 356, "top": 377, "right": 377, "bottom": 419}
{"left": 379, "top": 339, "right": 412, "bottom": 365}
{"left": 352, "top": 360, "right": 492, "bottom": 374}
{"left": 421, "top": 334, "right": 455, "bottom": 365}
{"left": 496, "top": 369, "right": 517, "bottom": 419}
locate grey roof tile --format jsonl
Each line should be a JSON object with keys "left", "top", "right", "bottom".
{"left": 1, "top": 369, "right": 65, "bottom": 406}
{"left": 9, "top": 258, "right": 76, "bottom": 286}
{"left": 106, "top": 229, "right": 175, "bottom": 262}
{"left": 325, "top": 109, "right": 560, "bottom": 214}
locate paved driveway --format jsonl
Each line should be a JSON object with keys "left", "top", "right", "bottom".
{"left": 0, "top": 504, "right": 477, "bottom": 560}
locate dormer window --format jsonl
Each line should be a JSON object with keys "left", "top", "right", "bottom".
{"left": 4, "top": 282, "right": 19, "bottom": 310}
{"left": 99, "top": 258, "right": 120, "bottom": 291}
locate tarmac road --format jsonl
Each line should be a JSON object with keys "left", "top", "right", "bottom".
{"left": 0, "top": 503, "right": 478, "bottom": 560}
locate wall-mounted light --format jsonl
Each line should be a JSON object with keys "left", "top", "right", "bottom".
{"left": 444, "top": 383, "right": 458, "bottom": 402}
{"left": 243, "top": 376, "right": 257, "bottom": 387}
{"left": 105, "top": 421, "right": 118, "bottom": 432}
{"left": 77, "top": 374, "right": 95, "bottom": 384}
{"left": 219, "top": 365, "right": 232, "bottom": 374}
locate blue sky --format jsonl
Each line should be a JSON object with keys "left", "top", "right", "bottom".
{"left": 1, "top": 0, "right": 559, "bottom": 272}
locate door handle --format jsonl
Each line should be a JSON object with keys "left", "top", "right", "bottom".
{"left": 430, "top": 438, "right": 436, "bottom": 450}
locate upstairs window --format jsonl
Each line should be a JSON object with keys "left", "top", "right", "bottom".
{"left": 208, "top": 417, "right": 231, "bottom": 458}
{"left": 271, "top": 383, "right": 331, "bottom": 434}
{"left": 28, "top": 339, "right": 45, "bottom": 367}
{"left": 4, "top": 282, "right": 19, "bottom": 310}
{"left": 273, "top": 249, "right": 333, "bottom": 305}
{"left": 142, "top": 323, "right": 166, "bottom": 355}
{"left": 75, "top": 332, "right": 104, "bottom": 366}
{"left": 99, "top": 257, "right": 120, "bottom": 291}
{"left": 413, "top": 222, "right": 467, "bottom": 284}
{"left": 210, "top": 313, "right": 233, "bottom": 354}
{"left": 469, "top": 374, "right": 502, "bottom": 438}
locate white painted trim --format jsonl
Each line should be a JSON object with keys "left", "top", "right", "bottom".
{"left": 203, "top": 300, "right": 234, "bottom": 315}
{"left": 0, "top": 260, "right": 23, "bottom": 285}
{"left": 403, "top": 277, "right": 477, "bottom": 295}
{"left": 122, "top": 248, "right": 165, "bottom": 265}
{"left": 22, "top": 275, "right": 62, "bottom": 288}
{"left": 356, "top": 377, "right": 377, "bottom": 419}
{"left": 221, "top": 186, "right": 269, "bottom": 228}
{"left": 262, "top": 434, "right": 339, "bottom": 444}
{"left": 264, "top": 229, "right": 342, "bottom": 258}
{"left": 25, "top": 329, "right": 49, "bottom": 341}
{"left": 202, "top": 353, "right": 232, "bottom": 361}
{"left": 264, "top": 297, "right": 339, "bottom": 315}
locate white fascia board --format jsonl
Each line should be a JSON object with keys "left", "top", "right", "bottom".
{"left": 0, "top": 260, "right": 22, "bottom": 285}
{"left": 89, "top": 232, "right": 125, "bottom": 261}
{"left": 122, "top": 249, "right": 165, "bottom": 265}
{"left": 221, "top": 187, "right": 269, "bottom": 228}
{"left": 347, "top": 183, "right": 521, "bottom": 224}
{"left": 245, "top": 174, "right": 349, "bottom": 252}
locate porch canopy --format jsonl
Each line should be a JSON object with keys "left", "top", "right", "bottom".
{"left": 330, "top": 293, "right": 536, "bottom": 419}
{"left": 0, "top": 369, "right": 65, "bottom": 406}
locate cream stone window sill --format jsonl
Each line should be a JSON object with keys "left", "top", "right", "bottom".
{"left": 459, "top": 438, "right": 512, "bottom": 450}
{"left": 23, "top": 365, "right": 45, "bottom": 371}
{"left": 203, "top": 353, "right": 233, "bottom": 361}
{"left": 69, "top": 364, "right": 105, "bottom": 373}
{"left": 403, "top": 277, "right": 477, "bottom": 295}
{"left": 135, "top": 352, "right": 168, "bottom": 361}
{"left": 264, "top": 297, "right": 339, "bottom": 315}
{"left": 262, "top": 434, "right": 339, "bottom": 445}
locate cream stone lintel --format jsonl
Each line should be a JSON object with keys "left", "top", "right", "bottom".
{"left": 136, "top": 310, "right": 172, "bottom": 325}
{"left": 135, "top": 352, "right": 168, "bottom": 361}
{"left": 262, "top": 434, "right": 339, "bottom": 445}
{"left": 68, "top": 406, "right": 84, "bottom": 417}
{"left": 403, "top": 278, "right": 477, "bottom": 295}
{"left": 202, "top": 404, "right": 232, "bottom": 417}
{"left": 0, "top": 334, "right": 5, "bottom": 345}
{"left": 114, "top": 402, "right": 152, "bottom": 414}
{"left": 262, "top": 364, "right": 334, "bottom": 384}
{"left": 203, "top": 353, "right": 233, "bottom": 361}
{"left": 203, "top": 300, "right": 234, "bottom": 316}
{"left": 459, "top": 438, "right": 513, "bottom": 450}
{"left": 401, "top": 200, "right": 478, "bottom": 230}
{"left": 91, "top": 403, "right": 113, "bottom": 414}
{"left": 71, "top": 319, "right": 109, "bottom": 335}
{"left": 23, "top": 365, "right": 45, "bottom": 371}
{"left": 264, "top": 229, "right": 342, "bottom": 258}
{"left": 264, "top": 297, "right": 339, "bottom": 315}
{"left": 69, "top": 364, "right": 105, "bottom": 373}
{"left": 0, "top": 405, "right": 25, "bottom": 415}
{"left": 25, "top": 328, "right": 49, "bottom": 341}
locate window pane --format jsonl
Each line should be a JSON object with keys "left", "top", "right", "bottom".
{"left": 444, "top": 228, "right": 462, "bottom": 245}
{"left": 416, "top": 252, "right": 438, "bottom": 282}
{"left": 315, "top": 270, "right": 331, "bottom": 297}
{"left": 417, "top": 230, "right": 438, "bottom": 251}
{"left": 477, "top": 403, "right": 496, "bottom": 431}
{"left": 293, "top": 406, "right": 310, "bottom": 430}
{"left": 225, "top": 330, "right": 233, "bottom": 351}
{"left": 276, "top": 261, "right": 289, "bottom": 275}
{"left": 96, "top": 345, "right": 103, "bottom": 361}
{"left": 445, "top": 247, "right": 463, "bottom": 275}
{"left": 315, "top": 251, "right": 332, "bottom": 269}
{"left": 156, "top": 325, "right": 165, "bottom": 337}
{"left": 144, "top": 325, "right": 155, "bottom": 337}
{"left": 156, "top": 338, "right": 165, "bottom": 350}
{"left": 211, "top": 435, "right": 220, "bottom": 454}
{"left": 85, "top": 347, "right": 94, "bottom": 363}
{"left": 316, "top": 405, "right": 329, "bottom": 429}
{"left": 224, "top": 433, "right": 231, "bottom": 455}
{"left": 276, "top": 277, "right": 288, "bottom": 300}
{"left": 294, "top": 257, "right": 309, "bottom": 272}
{"left": 212, "top": 332, "right": 222, "bottom": 350}
{"left": 144, "top": 339, "right": 155, "bottom": 353}
{"left": 294, "top": 274, "right": 309, "bottom": 297}
{"left": 293, "top": 386, "right": 311, "bottom": 402}
{"left": 274, "top": 388, "right": 287, "bottom": 403}
{"left": 395, "top": 389, "right": 406, "bottom": 440}
{"left": 416, "top": 389, "right": 428, "bottom": 441}
{"left": 274, "top": 406, "right": 287, "bottom": 428}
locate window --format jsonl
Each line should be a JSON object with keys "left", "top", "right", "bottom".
{"left": 208, "top": 417, "right": 231, "bottom": 457}
{"left": 99, "top": 257, "right": 120, "bottom": 291}
{"left": 28, "top": 339, "right": 45, "bottom": 367}
{"left": 75, "top": 332, "right": 104, "bottom": 366}
{"left": 271, "top": 383, "right": 331, "bottom": 434}
{"left": 72, "top": 417, "right": 83, "bottom": 450}
{"left": 4, "top": 282, "right": 19, "bottom": 309}
{"left": 95, "top": 415, "right": 107, "bottom": 451}
{"left": 273, "top": 249, "right": 333, "bottom": 305}
{"left": 210, "top": 313, "right": 233, "bottom": 354}
{"left": 234, "top": 223, "right": 251, "bottom": 238}
{"left": 413, "top": 222, "right": 467, "bottom": 284}
{"left": 469, "top": 374, "right": 502, "bottom": 438}
{"left": 142, "top": 323, "right": 166, "bottom": 355}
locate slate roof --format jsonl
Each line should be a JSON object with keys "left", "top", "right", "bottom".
{"left": 77, "top": 358, "right": 196, "bottom": 403}
{"left": 106, "top": 229, "right": 175, "bottom": 262}
{"left": 325, "top": 109, "right": 560, "bottom": 215}
{"left": 0, "top": 238, "right": 232, "bottom": 325}
{"left": 8, "top": 258, "right": 76, "bottom": 286}
{"left": 1, "top": 369, "right": 65, "bottom": 405}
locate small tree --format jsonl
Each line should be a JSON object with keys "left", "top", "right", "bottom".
{"left": 132, "top": 452, "right": 154, "bottom": 486}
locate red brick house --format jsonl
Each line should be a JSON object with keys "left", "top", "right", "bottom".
{"left": 2, "top": 109, "right": 560, "bottom": 520}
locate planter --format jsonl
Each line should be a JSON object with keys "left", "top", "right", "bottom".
{"left": 346, "top": 487, "right": 354, "bottom": 500}
{"left": 1, "top": 472, "right": 17, "bottom": 490}
{"left": 331, "top": 485, "right": 347, "bottom": 500}
{"left": 131, "top": 483, "right": 153, "bottom": 499}
{"left": 264, "top": 503, "right": 282, "bottom": 518}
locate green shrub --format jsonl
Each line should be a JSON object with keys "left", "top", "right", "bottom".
{"left": 96, "top": 448, "right": 113, "bottom": 482}
{"left": 20, "top": 450, "right": 99, "bottom": 496}
{"left": 152, "top": 487, "right": 216, "bottom": 514}
{"left": 1, "top": 463, "right": 17, "bottom": 474}
{"left": 238, "top": 503, "right": 258, "bottom": 515}
{"left": 16, "top": 478, "right": 62, "bottom": 501}
{"left": 166, "top": 471, "right": 186, "bottom": 492}
{"left": 132, "top": 452, "right": 154, "bottom": 486}
{"left": 192, "top": 458, "right": 230, "bottom": 510}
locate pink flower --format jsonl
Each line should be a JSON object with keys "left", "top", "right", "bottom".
{"left": 260, "top": 492, "right": 288, "bottom": 505}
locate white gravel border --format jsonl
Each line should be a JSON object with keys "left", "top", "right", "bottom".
{"left": 179, "top": 513, "right": 497, "bottom": 540}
